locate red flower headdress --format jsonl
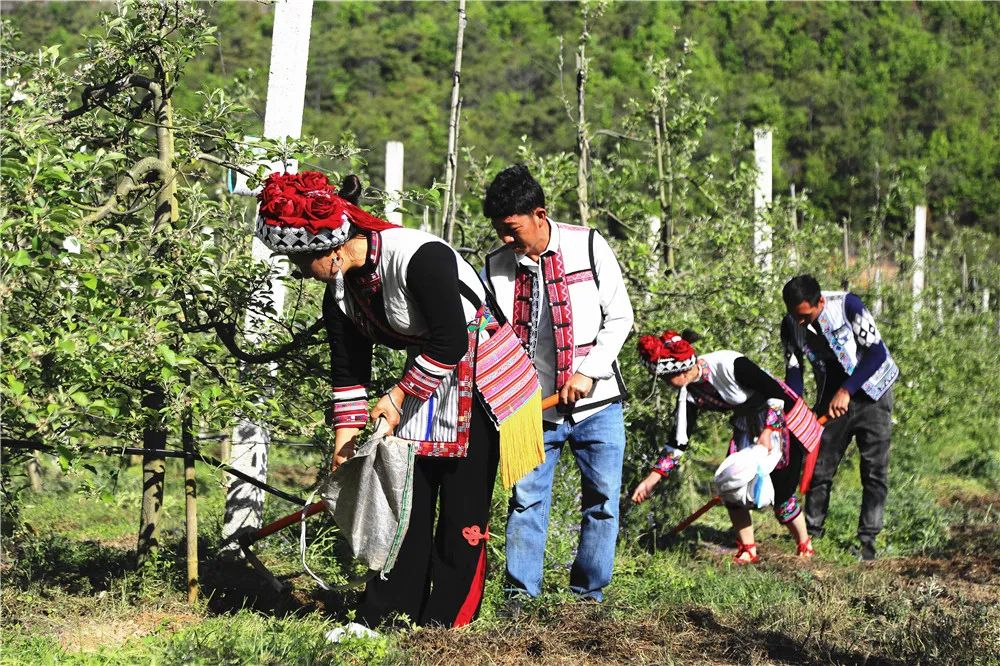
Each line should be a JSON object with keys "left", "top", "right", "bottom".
{"left": 636, "top": 329, "right": 697, "bottom": 376}
{"left": 254, "top": 171, "right": 397, "bottom": 253}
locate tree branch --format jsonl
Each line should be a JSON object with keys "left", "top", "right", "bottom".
{"left": 78, "top": 156, "right": 168, "bottom": 225}
{"left": 212, "top": 318, "right": 327, "bottom": 364}
{"left": 52, "top": 74, "right": 157, "bottom": 125}
{"left": 197, "top": 152, "right": 255, "bottom": 178}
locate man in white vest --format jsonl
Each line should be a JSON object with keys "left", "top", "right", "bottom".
{"left": 481, "top": 165, "right": 634, "bottom": 603}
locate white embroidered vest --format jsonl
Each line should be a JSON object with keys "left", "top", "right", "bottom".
{"left": 484, "top": 222, "right": 626, "bottom": 420}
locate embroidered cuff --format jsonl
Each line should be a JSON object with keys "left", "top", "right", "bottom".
{"left": 332, "top": 385, "right": 369, "bottom": 430}
{"left": 765, "top": 398, "right": 786, "bottom": 430}
{"left": 398, "top": 354, "right": 456, "bottom": 401}
{"left": 653, "top": 451, "right": 682, "bottom": 477}
{"left": 775, "top": 495, "right": 802, "bottom": 524}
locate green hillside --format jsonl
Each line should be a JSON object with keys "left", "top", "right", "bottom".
{"left": 8, "top": 0, "right": 1000, "bottom": 234}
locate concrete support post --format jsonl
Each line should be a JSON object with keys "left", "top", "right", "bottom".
{"left": 223, "top": 0, "right": 314, "bottom": 556}
{"left": 384, "top": 141, "right": 404, "bottom": 225}
{"left": 753, "top": 128, "right": 773, "bottom": 273}
{"left": 912, "top": 205, "right": 927, "bottom": 333}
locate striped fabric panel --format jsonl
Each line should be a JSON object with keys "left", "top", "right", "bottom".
{"left": 574, "top": 343, "right": 594, "bottom": 357}
{"left": 398, "top": 371, "right": 459, "bottom": 444}
{"left": 785, "top": 397, "right": 823, "bottom": 453}
{"left": 399, "top": 354, "right": 457, "bottom": 401}
{"left": 331, "top": 385, "right": 369, "bottom": 430}
{"left": 475, "top": 326, "right": 523, "bottom": 376}
{"left": 475, "top": 324, "right": 542, "bottom": 424}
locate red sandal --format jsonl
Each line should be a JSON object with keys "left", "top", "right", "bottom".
{"left": 733, "top": 540, "right": 760, "bottom": 565}
{"left": 797, "top": 536, "right": 815, "bottom": 558}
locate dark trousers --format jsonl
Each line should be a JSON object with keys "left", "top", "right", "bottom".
{"left": 806, "top": 389, "right": 893, "bottom": 542}
{"left": 357, "top": 400, "right": 499, "bottom": 628}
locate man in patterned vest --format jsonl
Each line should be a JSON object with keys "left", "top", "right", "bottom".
{"left": 781, "top": 274, "right": 899, "bottom": 560}
{"left": 481, "top": 165, "right": 634, "bottom": 603}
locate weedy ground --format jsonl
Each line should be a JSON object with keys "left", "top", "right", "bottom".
{"left": 2, "top": 446, "right": 998, "bottom": 665}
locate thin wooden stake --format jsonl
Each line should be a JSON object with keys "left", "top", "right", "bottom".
{"left": 789, "top": 184, "right": 799, "bottom": 268}
{"left": 843, "top": 218, "right": 851, "bottom": 275}
{"left": 441, "top": 0, "right": 466, "bottom": 243}
{"left": 653, "top": 112, "right": 673, "bottom": 272}
{"left": 575, "top": 20, "right": 591, "bottom": 227}
{"left": 182, "top": 375, "right": 199, "bottom": 604}
{"left": 384, "top": 141, "right": 404, "bottom": 226}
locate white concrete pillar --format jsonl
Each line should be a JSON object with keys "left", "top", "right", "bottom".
{"left": 420, "top": 205, "right": 431, "bottom": 234}
{"left": 384, "top": 141, "right": 404, "bottom": 225}
{"left": 647, "top": 215, "right": 661, "bottom": 302}
{"left": 753, "top": 128, "right": 773, "bottom": 273}
{"left": 911, "top": 205, "right": 927, "bottom": 332}
{"left": 223, "top": 0, "right": 314, "bottom": 555}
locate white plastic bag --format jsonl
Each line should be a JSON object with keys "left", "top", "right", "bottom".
{"left": 713, "top": 432, "right": 782, "bottom": 509}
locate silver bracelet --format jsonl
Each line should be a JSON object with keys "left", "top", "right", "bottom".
{"left": 385, "top": 390, "right": 403, "bottom": 415}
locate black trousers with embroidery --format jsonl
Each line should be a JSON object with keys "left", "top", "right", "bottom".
{"left": 357, "top": 400, "right": 500, "bottom": 628}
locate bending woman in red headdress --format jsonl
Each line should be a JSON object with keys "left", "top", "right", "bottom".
{"left": 630, "top": 330, "right": 822, "bottom": 563}
{"left": 255, "top": 171, "right": 541, "bottom": 627}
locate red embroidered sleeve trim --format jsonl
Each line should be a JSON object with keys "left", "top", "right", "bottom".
{"left": 332, "top": 386, "right": 368, "bottom": 429}
{"left": 399, "top": 354, "right": 455, "bottom": 401}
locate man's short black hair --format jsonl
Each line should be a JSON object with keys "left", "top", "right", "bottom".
{"left": 782, "top": 274, "right": 823, "bottom": 310}
{"left": 482, "top": 164, "right": 545, "bottom": 220}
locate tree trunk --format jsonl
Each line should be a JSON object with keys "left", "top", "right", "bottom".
{"left": 653, "top": 110, "right": 674, "bottom": 272}
{"left": 137, "top": 383, "right": 167, "bottom": 564}
{"left": 26, "top": 452, "right": 42, "bottom": 492}
{"left": 139, "top": 82, "right": 176, "bottom": 567}
{"left": 441, "top": 0, "right": 466, "bottom": 243}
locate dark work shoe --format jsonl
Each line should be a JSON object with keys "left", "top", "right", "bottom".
{"left": 859, "top": 539, "right": 877, "bottom": 561}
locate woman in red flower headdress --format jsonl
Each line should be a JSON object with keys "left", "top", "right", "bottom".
{"left": 255, "top": 171, "right": 542, "bottom": 628}
{"left": 629, "top": 329, "right": 822, "bottom": 563}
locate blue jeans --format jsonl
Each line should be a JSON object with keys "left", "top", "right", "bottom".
{"left": 505, "top": 402, "right": 626, "bottom": 601}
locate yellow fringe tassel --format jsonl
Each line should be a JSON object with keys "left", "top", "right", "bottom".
{"left": 499, "top": 388, "right": 545, "bottom": 489}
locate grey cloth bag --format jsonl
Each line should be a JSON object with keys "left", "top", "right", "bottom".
{"left": 320, "top": 419, "right": 416, "bottom": 575}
